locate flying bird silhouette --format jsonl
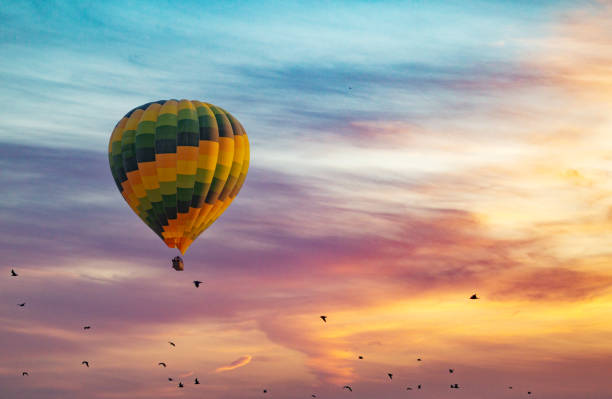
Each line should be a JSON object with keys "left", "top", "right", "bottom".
{"left": 168, "top": 377, "right": 173, "bottom": 381}
{"left": 418, "top": 384, "right": 422, "bottom": 389}
{"left": 193, "top": 280, "right": 203, "bottom": 288}
{"left": 22, "top": 371, "right": 28, "bottom": 376}
{"left": 83, "top": 326, "right": 91, "bottom": 330}
{"left": 470, "top": 294, "right": 479, "bottom": 300}
{"left": 528, "top": 392, "right": 532, "bottom": 395}
{"left": 195, "top": 377, "right": 200, "bottom": 385}
{"left": 449, "top": 368, "right": 454, "bottom": 373}
{"left": 263, "top": 389, "right": 268, "bottom": 393}
{"left": 387, "top": 373, "right": 393, "bottom": 380}
{"left": 320, "top": 315, "right": 327, "bottom": 323}
{"left": 178, "top": 382, "right": 184, "bottom": 388}
{"left": 312, "top": 395, "right": 317, "bottom": 398}
{"left": 168, "top": 341, "right": 175, "bottom": 347}
{"left": 11, "top": 269, "right": 18, "bottom": 276}
{"left": 18, "top": 303, "right": 25, "bottom": 307}
{"left": 508, "top": 386, "right": 513, "bottom": 389}
{"left": 158, "top": 362, "right": 166, "bottom": 367}
{"left": 451, "top": 383, "right": 460, "bottom": 389}
{"left": 343, "top": 385, "right": 352, "bottom": 392}
{"left": 82, "top": 361, "right": 89, "bottom": 367}
{"left": 406, "top": 387, "right": 412, "bottom": 390}
{"left": 417, "top": 358, "right": 422, "bottom": 362}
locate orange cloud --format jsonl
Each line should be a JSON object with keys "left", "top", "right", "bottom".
{"left": 492, "top": 267, "right": 612, "bottom": 302}
{"left": 215, "top": 355, "right": 252, "bottom": 373}
{"left": 535, "top": 2, "right": 612, "bottom": 102}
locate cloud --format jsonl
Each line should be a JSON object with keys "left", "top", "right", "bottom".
{"left": 230, "top": 60, "right": 550, "bottom": 141}
{"left": 215, "top": 355, "right": 252, "bottom": 373}
{"left": 2, "top": 1, "right": 612, "bottom": 398}
{"left": 535, "top": 1, "right": 612, "bottom": 102}
{"left": 492, "top": 267, "right": 612, "bottom": 302}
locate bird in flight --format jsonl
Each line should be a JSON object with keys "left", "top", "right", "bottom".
{"left": 449, "top": 368, "right": 454, "bottom": 373}
{"left": 450, "top": 383, "right": 460, "bottom": 389}
{"left": 406, "top": 387, "right": 412, "bottom": 390}
{"left": 82, "top": 361, "right": 89, "bottom": 368}
{"left": 358, "top": 355, "right": 363, "bottom": 359}
{"left": 528, "top": 392, "right": 532, "bottom": 395}
{"left": 263, "top": 389, "right": 268, "bottom": 393}
{"left": 418, "top": 384, "right": 422, "bottom": 389}
{"left": 158, "top": 362, "right": 166, "bottom": 367}
{"left": 193, "top": 280, "right": 203, "bottom": 288}
{"left": 508, "top": 386, "right": 513, "bottom": 389}
{"left": 343, "top": 385, "right": 352, "bottom": 392}
{"left": 168, "top": 377, "right": 173, "bottom": 381}
{"left": 320, "top": 315, "right": 327, "bottom": 323}
{"left": 470, "top": 294, "right": 479, "bottom": 300}
{"left": 18, "top": 303, "right": 25, "bottom": 307}
{"left": 11, "top": 269, "right": 18, "bottom": 277}
{"left": 168, "top": 341, "right": 175, "bottom": 347}
{"left": 312, "top": 395, "right": 317, "bottom": 398}
{"left": 83, "top": 326, "right": 91, "bottom": 330}
{"left": 387, "top": 373, "right": 393, "bottom": 380}
{"left": 178, "top": 382, "right": 184, "bottom": 388}
{"left": 195, "top": 377, "right": 200, "bottom": 385}
{"left": 22, "top": 372, "right": 28, "bottom": 376}
{"left": 417, "top": 358, "right": 422, "bottom": 362}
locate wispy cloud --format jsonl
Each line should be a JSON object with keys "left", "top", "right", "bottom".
{"left": 215, "top": 355, "right": 252, "bottom": 373}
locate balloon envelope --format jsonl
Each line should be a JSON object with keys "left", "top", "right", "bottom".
{"left": 108, "top": 99, "right": 250, "bottom": 254}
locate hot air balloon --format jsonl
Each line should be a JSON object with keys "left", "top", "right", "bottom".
{"left": 108, "top": 99, "right": 250, "bottom": 255}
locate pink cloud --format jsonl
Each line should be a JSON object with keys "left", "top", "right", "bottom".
{"left": 215, "top": 355, "right": 252, "bottom": 373}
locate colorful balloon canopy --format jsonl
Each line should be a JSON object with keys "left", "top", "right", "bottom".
{"left": 108, "top": 99, "right": 250, "bottom": 254}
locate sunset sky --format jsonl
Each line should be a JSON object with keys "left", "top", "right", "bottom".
{"left": 1, "top": 1, "right": 612, "bottom": 398}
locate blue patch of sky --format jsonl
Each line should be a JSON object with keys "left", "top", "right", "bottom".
{"left": 0, "top": 0, "right": 585, "bottom": 149}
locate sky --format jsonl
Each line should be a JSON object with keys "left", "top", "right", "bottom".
{"left": 1, "top": 0, "right": 612, "bottom": 398}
